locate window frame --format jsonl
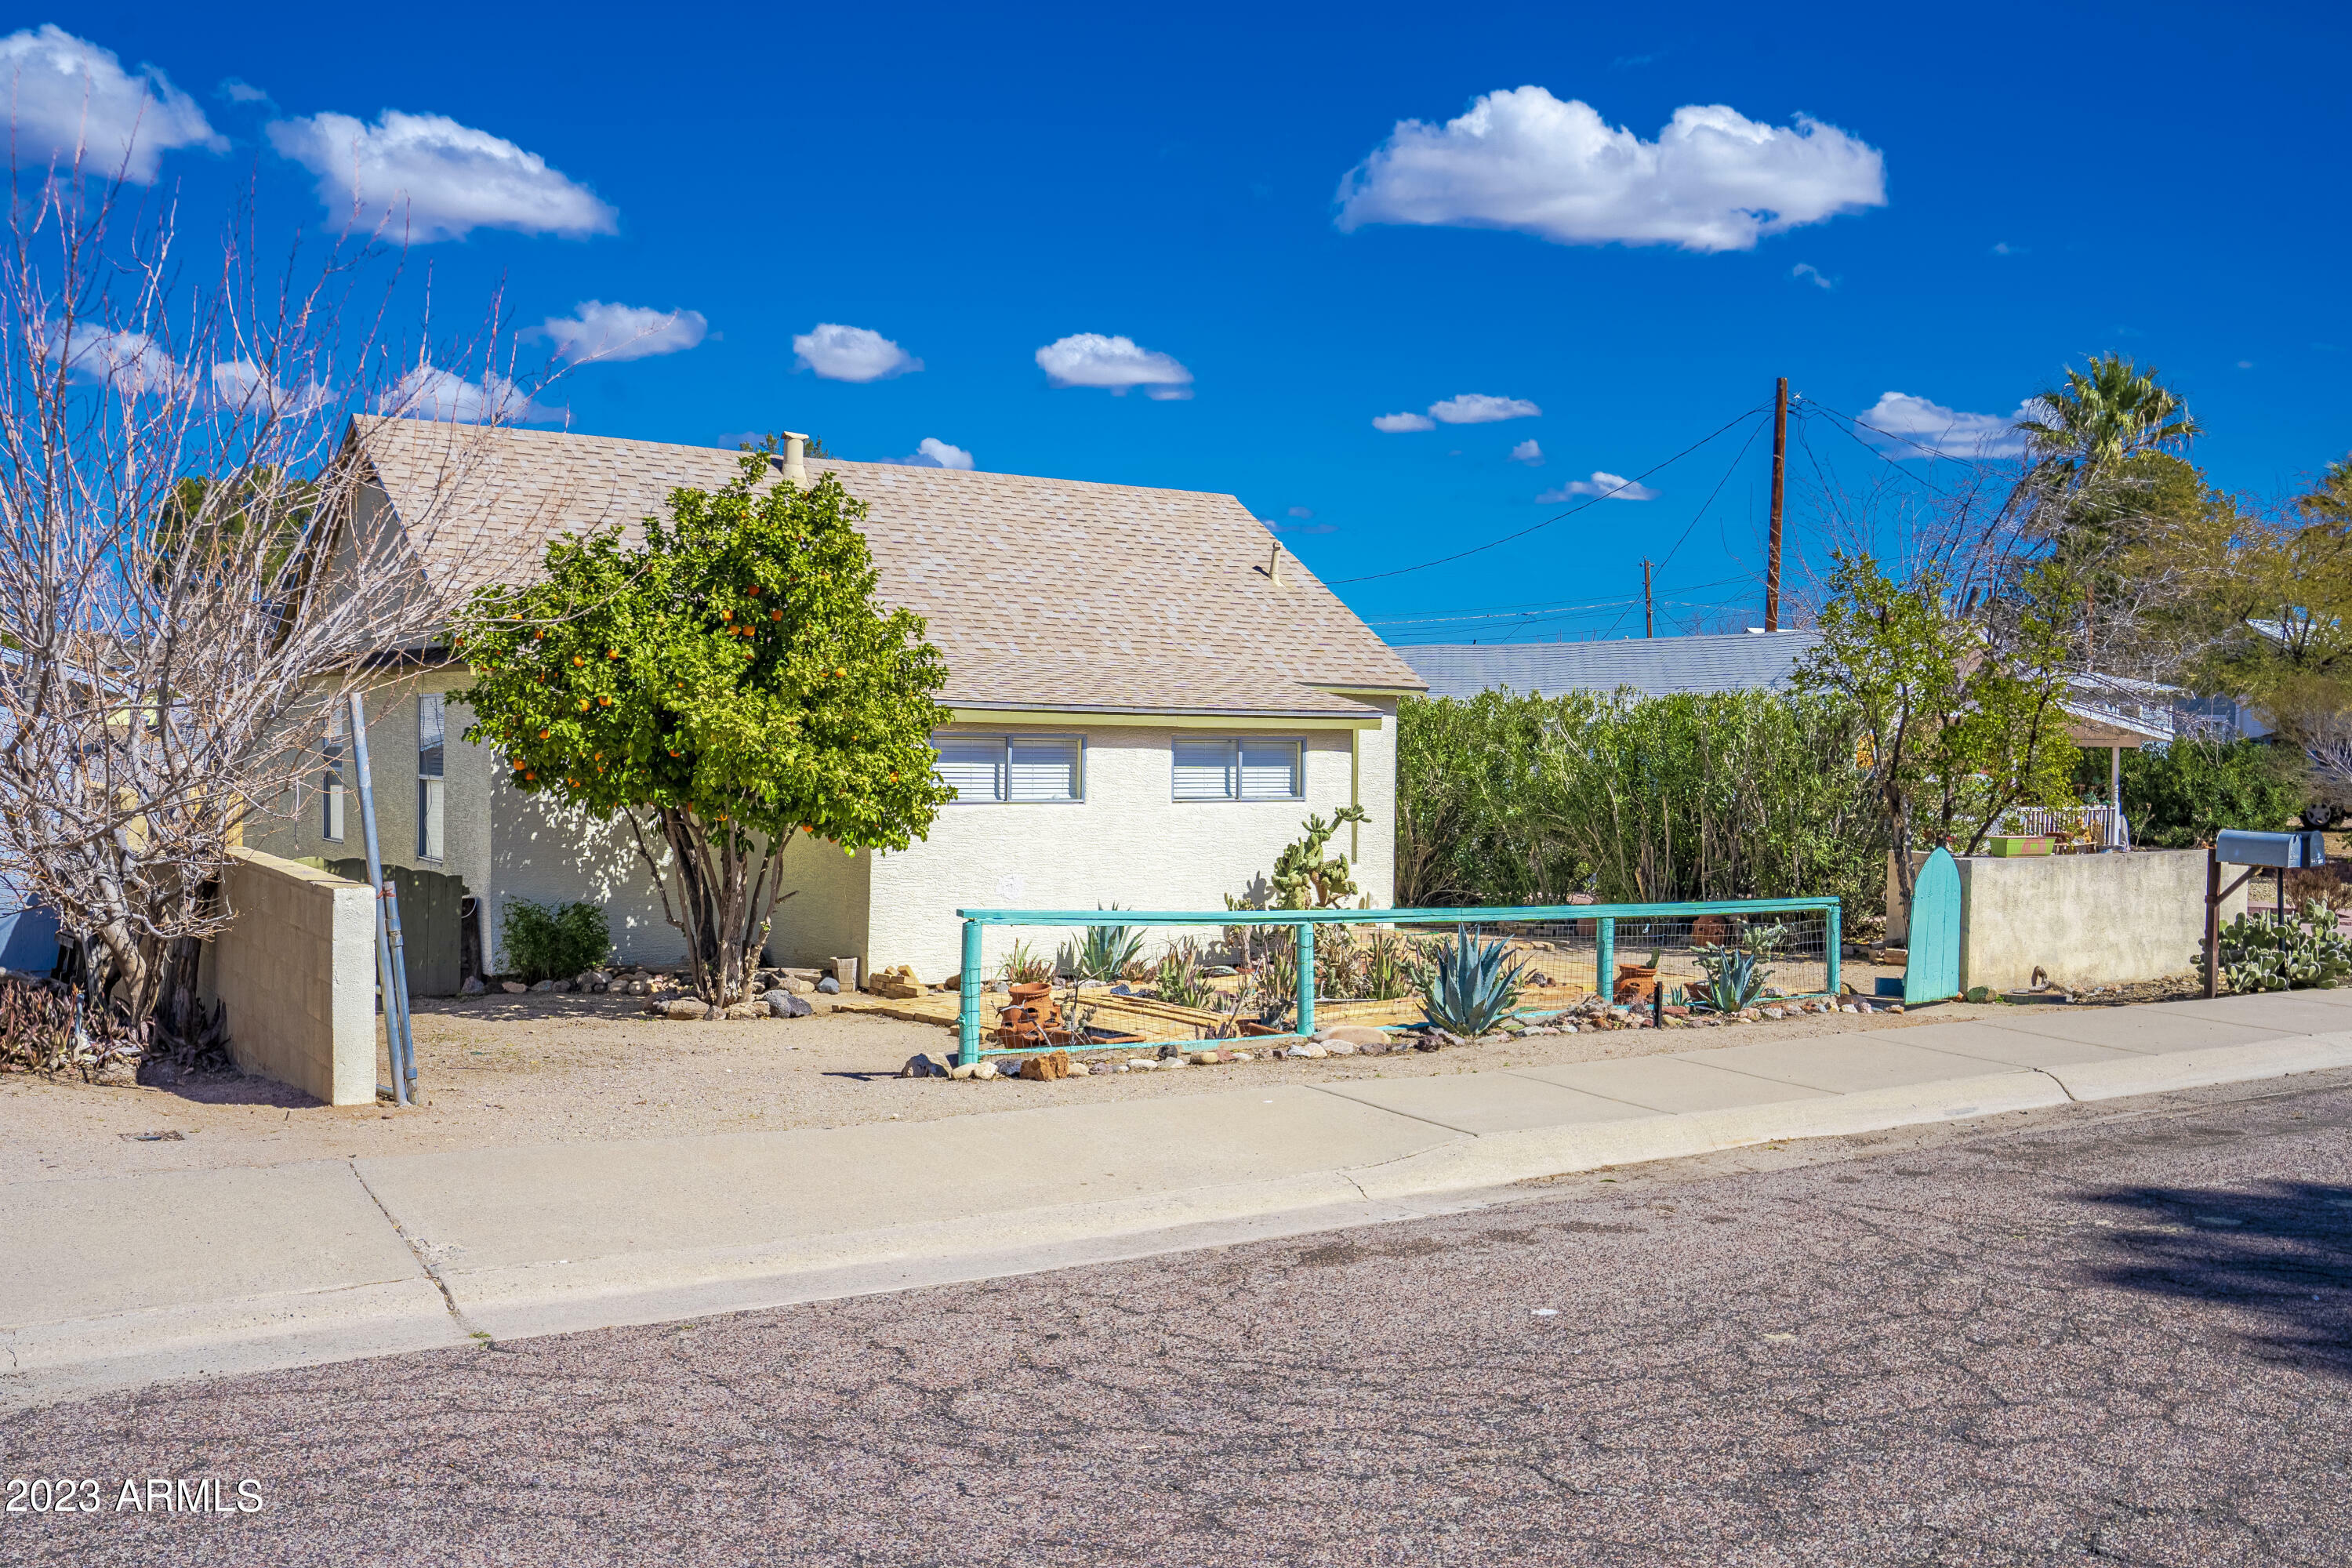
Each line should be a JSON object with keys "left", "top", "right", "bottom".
{"left": 321, "top": 710, "right": 347, "bottom": 843}
{"left": 930, "top": 731, "right": 1087, "bottom": 805}
{"left": 416, "top": 693, "right": 446, "bottom": 862}
{"left": 1171, "top": 736, "right": 1306, "bottom": 803}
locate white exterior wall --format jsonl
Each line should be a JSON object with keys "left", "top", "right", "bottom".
{"left": 866, "top": 719, "right": 1387, "bottom": 983}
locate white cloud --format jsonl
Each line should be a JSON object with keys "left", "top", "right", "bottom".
{"left": 1337, "top": 85, "right": 1886, "bottom": 253}
{"left": 217, "top": 78, "right": 269, "bottom": 105}
{"left": 1034, "top": 332, "right": 1192, "bottom": 396}
{"left": 209, "top": 358, "right": 330, "bottom": 414}
{"left": 793, "top": 322, "right": 921, "bottom": 383}
{"left": 2237, "top": 359, "right": 2254, "bottom": 370}
{"left": 1539, "top": 470, "right": 1659, "bottom": 502}
{"left": 1856, "top": 390, "right": 2031, "bottom": 459}
{"left": 883, "top": 437, "right": 975, "bottom": 470}
{"left": 0, "top": 26, "right": 220, "bottom": 183}
{"left": 1287, "top": 506, "right": 1315, "bottom": 518}
{"left": 1791, "top": 262, "right": 1831, "bottom": 289}
{"left": 267, "top": 111, "right": 615, "bottom": 241}
{"left": 1430, "top": 393, "right": 1540, "bottom": 424}
{"left": 1509, "top": 438, "right": 1544, "bottom": 465}
{"left": 542, "top": 301, "right": 707, "bottom": 364}
{"left": 379, "top": 365, "right": 556, "bottom": 424}
{"left": 55, "top": 325, "right": 196, "bottom": 397}
{"left": 1372, "top": 412, "right": 1436, "bottom": 433}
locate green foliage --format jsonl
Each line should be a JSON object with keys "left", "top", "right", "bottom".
{"left": 453, "top": 444, "right": 953, "bottom": 1004}
{"left": 2194, "top": 903, "right": 2352, "bottom": 993}
{"left": 1152, "top": 938, "right": 1218, "bottom": 1011}
{"left": 1060, "top": 908, "right": 1143, "bottom": 982}
{"left": 1799, "top": 554, "right": 2078, "bottom": 902}
{"left": 2015, "top": 354, "right": 2201, "bottom": 486}
{"left": 499, "top": 899, "right": 610, "bottom": 982}
{"left": 999, "top": 938, "right": 1054, "bottom": 985}
{"left": 2072, "top": 737, "right": 2304, "bottom": 848}
{"left": 1396, "top": 687, "right": 1888, "bottom": 920}
{"left": 1269, "top": 806, "right": 1371, "bottom": 909}
{"left": 1420, "top": 931, "right": 1526, "bottom": 1037}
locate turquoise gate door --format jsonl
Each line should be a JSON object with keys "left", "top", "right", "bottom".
{"left": 1904, "top": 847, "right": 1962, "bottom": 1006}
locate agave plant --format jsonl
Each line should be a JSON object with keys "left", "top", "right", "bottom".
{"left": 1058, "top": 906, "right": 1144, "bottom": 982}
{"left": 1153, "top": 937, "right": 1219, "bottom": 1011}
{"left": 1420, "top": 930, "right": 1526, "bottom": 1036}
{"left": 1693, "top": 946, "right": 1771, "bottom": 1012}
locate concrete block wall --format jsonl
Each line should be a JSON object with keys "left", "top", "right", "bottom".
{"left": 205, "top": 848, "right": 378, "bottom": 1105}
{"left": 1887, "top": 848, "right": 2249, "bottom": 992}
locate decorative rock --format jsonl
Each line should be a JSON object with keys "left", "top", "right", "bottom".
{"left": 771, "top": 993, "right": 812, "bottom": 1018}
{"left": 1323, "top": 1040, "right": 1359, "bottom": 1055}
{"left": 501, "top": 980, "right": 528, "bottom": 994}
{"left": 1089, "top": 1061, "right": 1120, "bottom": 1075}
{"left": 459, "top": 975, "right": 485, "bottom": 996}
{"left": 1857, "top": 1001, "right": 1875, "bottom": 1014}
{"left": 948, "top": 1063, "right": 978, "bottom": 1080}
{"left": 722, "top": 1000, "right": 766, "bottom": 1021}
{"left": 973, "top": 1061, "right": 998, "bottom": 1080}
{"left": 662, "top": 998, "right": 711, "bottom": 1021}
{"left": 1323, "top": 1026, "right": 1391, "bottom": 1051}
{"left": 1288, "top": 1041, "right": 1328, "bottom": 1059}
{"left": 1839, "top": 1003, "right": 1858, "bottom": 1013}
{"left": 530, "top": 978, "right": 557, "bottom": 993}
{"left": 1018, "top": 1050, "right": 1073, "bottom": 1081}
{"left": 900, "top": 1052, "right": 951, "bottom": 1078}
{"left": 1887, "top": 1004, "right": 1904, "bottom": 1014}
{"left": 1760, "top": 1007, "right": 1786, "bottom": 1020}
{"left": 816, "top": 975, "right": 840, "bottom": 995}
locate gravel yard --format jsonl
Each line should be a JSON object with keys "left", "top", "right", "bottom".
{"left": 0, "top": 980, "right": 2108, "bottom": 1182}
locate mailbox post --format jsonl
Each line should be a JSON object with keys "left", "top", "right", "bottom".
{"left": 2205, "top": 830, "right": 2328, "bottom": 997}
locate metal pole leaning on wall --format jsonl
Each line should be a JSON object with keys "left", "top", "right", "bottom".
{"left": 958, "top": 918, "right": 982, "bottom": 1067}
{"left": 1295, "top": 921, "right": 1316, "bottom": 1038}
{"left": 347, "top": 693, "right": 416, "bottom": 1104}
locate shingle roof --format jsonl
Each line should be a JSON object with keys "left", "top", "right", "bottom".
{"left": 1395, "top": 631, "right": 1824, "bottom": 701}
{"left": 353, "top": 418, "right": 1424, "bottom": 717}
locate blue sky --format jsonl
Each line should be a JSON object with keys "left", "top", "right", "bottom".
{"left": 41, "top": 2, "right": 2352, "bottom": 641}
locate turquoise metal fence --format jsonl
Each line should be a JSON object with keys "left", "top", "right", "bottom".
{"left": 953, "top": 897, "right": 1842, "bottom": 1068}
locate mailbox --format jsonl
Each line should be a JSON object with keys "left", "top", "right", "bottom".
{"left": 2214, "top": 829, "right": 2328, "bottom": 869}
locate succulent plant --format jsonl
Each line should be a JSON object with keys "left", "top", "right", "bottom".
{"left": 1420, "top": 931, "right": 1527, "bottom": 1036}
{"left": 1152, "top": 937, "right": 1218, "bottom": 1011}
{"left": 1058, "top": 906, "right": 1143, "bottom": 982}
{"left": 2196, "top": 902, "right": 2352, "bottom": 993}
{"left": 1693, "top": 946, "right": 1773, "bottom": 1012}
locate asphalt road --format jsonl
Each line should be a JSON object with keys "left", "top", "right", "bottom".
{"left": 6, "top": 1073, "right": 2352, "bottom": 1567}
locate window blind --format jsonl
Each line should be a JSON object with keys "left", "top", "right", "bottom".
{"left": 1239, "top": 740, "right": 1301, "bottom": 800}
{"left": 1007, "top": 738, "right": 1080, "bottom": 802}
{"left": 1172, "top": 739, "right": 1235, "bottom": 800}
{"left": 933, "top": 735, "right": 1007, "bottom": 801}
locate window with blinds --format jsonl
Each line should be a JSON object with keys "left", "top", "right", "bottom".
{"left": 417, "top": 694, "right": 446, "bottom": 860}
{"left": 1172, "top": 738, "right": 1303, "bottom": 800}
{"left": 931, "top": 734, "right": 1082, "bottom": 803}
{"left": 321, "top": 710, "right": 346, "bottom": 842}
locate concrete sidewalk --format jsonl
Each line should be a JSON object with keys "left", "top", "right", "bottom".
{"left": 9, "top": 989, "right": 2352, "bottom": 1406}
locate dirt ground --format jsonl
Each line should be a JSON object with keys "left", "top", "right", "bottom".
{"left": 0, "top": 983, "right": 2106, "bottom": 1183}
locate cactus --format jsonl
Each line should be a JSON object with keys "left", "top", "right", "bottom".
{"left": 2194, "top": 900, "right": 2352, "bottom": 993}
{"left": 1420, "top": 931, "right": 1527, "bottom": 1036}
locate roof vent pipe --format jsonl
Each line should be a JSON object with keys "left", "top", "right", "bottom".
{"left": 779, "top": 430, "right": 809, "bottom": 489}
{"left": 1268, "top": 543, "right": 1283, "bottom": 587}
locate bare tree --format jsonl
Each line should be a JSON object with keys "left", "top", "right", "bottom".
{"left": 0, "top": 159, "right": 539, "bottom": 1056}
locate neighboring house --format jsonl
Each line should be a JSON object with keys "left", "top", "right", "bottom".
{"left": 1395, "top": 631, "right": 1824, "bottom": 702}
{"left": 248, "top": 419, "right": 1425, "bottom": 987}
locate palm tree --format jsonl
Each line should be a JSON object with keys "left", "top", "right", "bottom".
{"left": 2014, "top": 354, "right": 2201, "bottom": 488}
{"left": 2296, "top": 453, "right": 2352, "bottom": 527}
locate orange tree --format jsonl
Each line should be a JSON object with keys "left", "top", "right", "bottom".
{"left": 452, "top": 445, "right": 953, "bottom": 1005}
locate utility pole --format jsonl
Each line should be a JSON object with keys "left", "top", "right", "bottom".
{"left": 1642, "top": 558, "right": 1654, "bottom": 638}
{"left": 1764, "top": 376, "right": 1788, "bottom": 632}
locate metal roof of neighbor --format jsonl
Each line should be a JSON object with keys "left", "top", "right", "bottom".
{"left": 350, "top": 418, "right": 1425, "bottom": 718}
{"left": 1393, "top": 632, "right": 1825, "bottom": 701}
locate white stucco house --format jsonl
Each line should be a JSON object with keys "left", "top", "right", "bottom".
{"left": 251, "top": 418, "right": 1425, "bottom": 989}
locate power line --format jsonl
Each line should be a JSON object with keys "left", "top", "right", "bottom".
{"left": 1332, "top": 406, "right": 1768, "bottom": 586}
